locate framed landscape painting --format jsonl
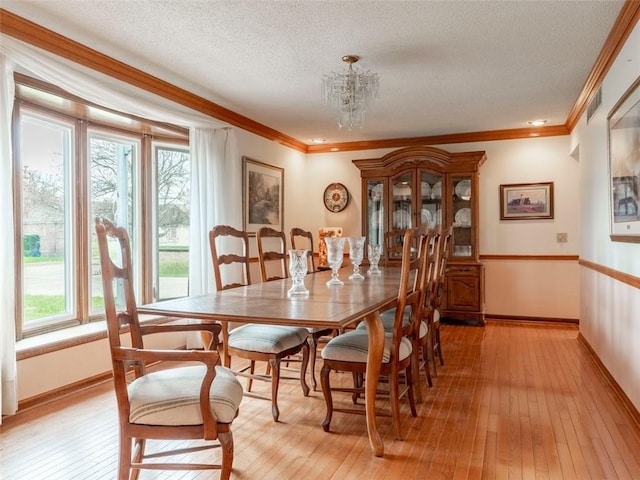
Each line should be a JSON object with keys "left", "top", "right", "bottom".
{"left": 242, "top": 156, "right": 284, "bottom": 234}
{"left": 500, "top": 182, "right": 554, "bottom": 220}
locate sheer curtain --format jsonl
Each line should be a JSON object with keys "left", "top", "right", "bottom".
{"left": 1, "top": 53, "right": 18, "bottom": 419}
{"left": 0, "top": 36, "right": 241, "bottom": 420}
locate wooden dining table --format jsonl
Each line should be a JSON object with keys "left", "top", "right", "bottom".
{"left": 137, "top": 266, "right": 401, "bottom": 457}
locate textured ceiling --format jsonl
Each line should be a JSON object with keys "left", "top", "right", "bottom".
{"left": 1, "top": 0, "right": 627, "bottom": 145}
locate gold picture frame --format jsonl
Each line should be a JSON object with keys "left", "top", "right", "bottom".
{"left": 242, "top": 156, "right": 284, "bottom": 235}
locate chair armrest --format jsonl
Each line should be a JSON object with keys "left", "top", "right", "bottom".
{"left": 140, "top": 322, "right": 221, "bottom": 337}
{"left": 140, "top": 322, "right": 222, "bottom": 349}
{"left": 113, "top": 346, "right": 220, "bottom": 366}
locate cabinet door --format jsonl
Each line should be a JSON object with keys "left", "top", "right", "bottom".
{"left": 390, "top": 171, "right": 414, "bottom": 230}
{"left": 450, "top": 175, "right": 473, "bottom": 259}
{"left": 365, "top": 179, "right": 385, "bottom": 246}
{"left": 419, "top": 170, "right": 443, "bottom": 228}
{"left": 445, "top": 268, "right": 480, "bottom": 311}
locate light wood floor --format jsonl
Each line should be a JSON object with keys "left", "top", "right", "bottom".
{"left": 2, "top": 321, "right": 640, "bottom": 479}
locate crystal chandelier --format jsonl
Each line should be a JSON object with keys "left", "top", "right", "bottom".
{"left": 322, "top": 55, "right": 379, "bottom": 130}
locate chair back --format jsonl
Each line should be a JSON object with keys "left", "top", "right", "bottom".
{"left": 94, "top": 217, "right": 146, "bottom": 398}
{"left": 391, "top": 228, "right": 424, "bottom": 344}
{"left": 257, "top": 226, "right": 288, "bottom": 282}
{"left": 290, "top": 227, "right": 316, "bottom": 273}
{"left": 433, "top": 226, "right": 450, "bottom": 310}
{"left": 384, "top": 229, "right": 407, "bottom": 263}
{"left": 209, "top": 225, "right": 252, "bottom": 291}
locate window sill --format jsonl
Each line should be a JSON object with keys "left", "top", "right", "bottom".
{"left": 16, "top": 315, "right": 169, "bottom": 361}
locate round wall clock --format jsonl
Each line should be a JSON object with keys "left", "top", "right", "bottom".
{"left": 323, "top": 182, "right": 350, "bottom": 212}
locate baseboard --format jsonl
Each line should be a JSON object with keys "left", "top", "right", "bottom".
{"left": 17, "top": 371, "right": 113, "bottom": 412}
{"left": 577, "top": 333, "right": 640, "bottom": 431}
{"left": 486, "top": 314, "right": 579, "bottom": 325}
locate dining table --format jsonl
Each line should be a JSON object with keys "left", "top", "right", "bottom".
{"left": 137, "top": 266, "right": 401, "bottom": 457}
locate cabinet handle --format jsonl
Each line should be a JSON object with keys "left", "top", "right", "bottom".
{"left": 457, "top": 268, "right": 470, "bottom": 272}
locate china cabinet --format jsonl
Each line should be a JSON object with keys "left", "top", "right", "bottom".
{"left": 353, "top": 146, "right": 487, "bottom": 325}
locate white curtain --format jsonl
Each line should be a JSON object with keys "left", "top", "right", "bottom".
{"left": 1, "top": 54, "right": 18, "bottom": 420}
{"left": 188, "top": 127, "right": 240, "bottom": 296}
{"left": 0, "top": 36, "right": 242, "bottom": 418}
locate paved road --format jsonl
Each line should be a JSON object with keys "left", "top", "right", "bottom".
{"left": 24, "top": 262, "right": 188, "bottom": 298}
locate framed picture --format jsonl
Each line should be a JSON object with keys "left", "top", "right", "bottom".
{"left": 242, "top": 156, "right": 284, "bottom": 234}
{"left": 608, "top": 76, "right": 640, "bottom": 243}
{"left": 499, "top": 182, "right": 554, "bottom": 220}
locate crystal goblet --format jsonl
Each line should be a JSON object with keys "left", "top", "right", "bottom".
{"left": 288, "top": 249, "right": 309, "bottom": 297}
{"left": 367, "top": 243, "right": 382, "bottom": 275}
{"left": 325, "top": 237, "right": 345, "bottom": 286}
{"left": 347, "top": 236, "right": 366, "bottom": 280}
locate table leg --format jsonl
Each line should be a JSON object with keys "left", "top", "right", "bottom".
{"left": 364, "top": 311, "right": 385, "bottom": 457}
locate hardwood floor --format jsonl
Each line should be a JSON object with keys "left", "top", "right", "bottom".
{"left": 2, "top": 321, "right": 640, "bottom": 479}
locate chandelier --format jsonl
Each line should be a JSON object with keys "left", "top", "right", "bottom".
{"left": 322, "top": 55, "right": 379, "bottom": 130}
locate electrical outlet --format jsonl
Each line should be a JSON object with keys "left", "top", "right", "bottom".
{"left": 556, "top": 233, "right": 568, "bottom": 243}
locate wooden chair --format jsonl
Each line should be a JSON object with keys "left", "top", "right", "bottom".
{"left": 359, "top": 223, "right": 433, "bottom": 399}
{"left": 210, "top": 225, "right": 310, "bottom": 422}
{"left": 431, "top": 225, "right": 452, "bottom": 369}
{"left": 95, "top": 217, "right": 243, "bottom": 480}
{"left": 320, "top": 228, "right": 419, "bottom": 440}
{"left": 290, "top": 227, "right": 336, "bottom": 391}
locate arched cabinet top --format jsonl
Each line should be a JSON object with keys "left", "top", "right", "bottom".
{"left": 352, "top": 146, "right": 486, "bottom": 176}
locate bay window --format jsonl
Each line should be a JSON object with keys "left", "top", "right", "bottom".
{"left": 14, "top": 75, "right": 190, "bottom": 339}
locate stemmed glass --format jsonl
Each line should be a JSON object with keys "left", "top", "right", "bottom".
{"left": 347, "top": 236, "right": 366, "bottom": 280}
{"left": 367, "top": 243, "right": 382, "bottom": 275}
{"left": 287, "top": 249, "right": 309, "bottom": 297}
{"left": 325, "top": 237, "right": 346, "bottom": 286}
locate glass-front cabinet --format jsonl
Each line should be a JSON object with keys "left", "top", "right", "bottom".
{"left": 354, "top": 146, "right": 487, "bottom": 325}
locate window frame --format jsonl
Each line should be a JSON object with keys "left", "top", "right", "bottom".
{"left": 13, "top": 74, "right": 189, "bottom": 340}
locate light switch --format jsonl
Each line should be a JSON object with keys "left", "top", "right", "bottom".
{"left": 556, "top": 233, "right": 567, "bottom": 243}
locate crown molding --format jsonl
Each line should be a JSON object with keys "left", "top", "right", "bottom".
{"left": 565, "top": 0, "right": 640, "bottom": 131}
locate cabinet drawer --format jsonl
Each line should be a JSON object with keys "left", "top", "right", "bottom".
{"left": 446, "top": 264, "right": 480, "bottom": 276}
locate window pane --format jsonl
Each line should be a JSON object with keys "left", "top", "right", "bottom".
{"left": 90, "top": 134, "right": 138, "bottom": 312}
{"left": 21, "top": 114, "right": 74, "bottom": 326}
{"left": 155, "top": 146, "right": 190, "bottom": 300}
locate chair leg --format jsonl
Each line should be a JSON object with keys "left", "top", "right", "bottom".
{"left": 412, "top": 335, "right": 423, "bottom": 403}
{"left": 389, "top": 365, "right": 403, "bottom": 440}
{"left": 320, "top": 364, "right": 333, "bottom": 432}
{"left": 247, "top": 360, "right": 256, "bottom": 392}
{"left": 308, "top": 336, "right": 318, "bottom": 391}
{"left": 218, "top": 430, "right": 234, "bottom": 480}
{"left": 423, "top": 333, "right": 433, "bottom": 387}
{"left": 119, "top": 435, "right": 133, "bottom": 480}
{"left": 300, "top": 342, "right": 310, "bottom": 397}
{"left": 269, "top": 358, "right": 280, "bottom": 422}
{"left": 435, "top": 325, "right": 444, "bottom": 365}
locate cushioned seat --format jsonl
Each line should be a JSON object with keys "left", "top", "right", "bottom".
{"left": 129, "top": 365, "right": 243, "bottom": 425}
{"left": 229, "top": 324, "right": 310, "bottom": 354}
{"left": 358, "top": 308, "right": 428, "bottom": 339}
{"left": 321, "top": 330, "right": 412, "bottom": 364}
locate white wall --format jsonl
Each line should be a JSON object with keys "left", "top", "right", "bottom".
{"left": 576, "top": 21, "right": 640, "bottom": 411}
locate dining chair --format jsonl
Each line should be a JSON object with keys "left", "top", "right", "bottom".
{"left": 95, "top": 217, "right": 243, "bottom": 480}
{"left": 357, "top": 223, "right": 433, "bottom": 399}
{"left": 290, "top": 227, "right": 337, "bottom": 391}
{"left": 210, "top": 225, "right": 310, "bottom": 422}
{"left": 431, "top": 225, "right": 452, "bottom": 369}
{"left": 320, "top": 228, "right": 419, "bottom": 440}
